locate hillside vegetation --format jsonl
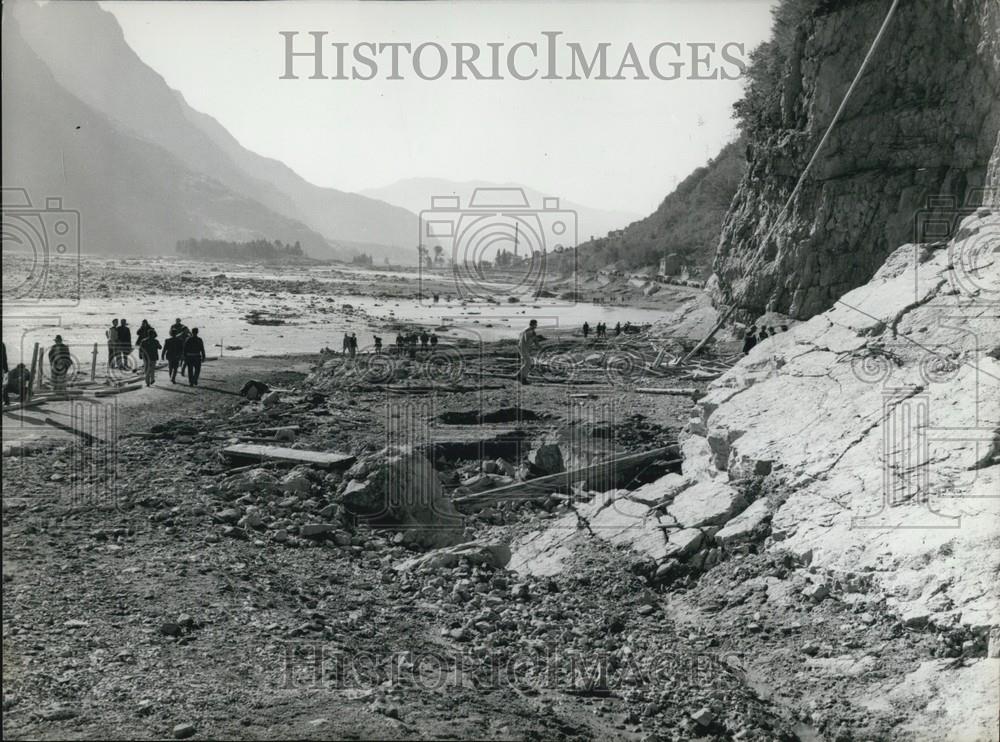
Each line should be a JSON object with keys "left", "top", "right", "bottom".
{"left": 556, "top": 140, "right": 745, "bottom": 278}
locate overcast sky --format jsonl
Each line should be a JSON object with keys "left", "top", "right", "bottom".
{"left": 104, "top": 0, "right": 775, "bottom": 215}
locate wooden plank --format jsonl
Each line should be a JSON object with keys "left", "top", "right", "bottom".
{"left": 222, "top": 443, "right": 355, "bottom": 470}
{"left": 634, "top": 387, "right": 698, "bottom": 396}
{"left": 94, "top": 384, "right": 142, "bottom": 397}
{"left": 452, "top": 446, "right": 679, "bottom": 506}
{"left": 2, "top": 398, "right": 49, "bottom": 413}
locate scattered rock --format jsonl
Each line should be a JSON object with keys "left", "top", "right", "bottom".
{"left": 715, "top": 497, "right": 772, "bottom": 545}
{"left": 172, "top": 722, "right": 197, "bottom": 739}
{"left": 666, "top": 527, "right": 704, "bottom": 558}
{"left": 691, "top": 707, "right": 714, "bottom": 726}
{"left": 300, "top": 523, "right": 335, "bottom": 538}
{"left": 802, "top": 582, "right": 829, "bottom": 603}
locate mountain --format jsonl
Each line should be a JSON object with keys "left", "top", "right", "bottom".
{"left": 361, "top": 178, "right": 640, "bottom": 245}
{"left": 8, "top": 0, "right": 419, "bottom": 260}
{"left": 1, "top": 16, "right": 335, "bottom": 258}
{"left": 553, "top": 141, "right": 746, "bottom": 277}
{"left": 712, "top": 0, "right": 1000, "bottom": 320}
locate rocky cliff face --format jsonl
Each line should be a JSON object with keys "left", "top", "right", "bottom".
{"left": 711, "top": 0, "right": 1000, "bottom": 320}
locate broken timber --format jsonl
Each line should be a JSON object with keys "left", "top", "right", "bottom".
{"left": 634, "top": 387, "right": 698, "bottom": 396}
{"left": 221, "top": 443, "right": 355, "bottom": 470}
{"left": 677, "top": 304, "right": 736, "bottom": 364}
{"left": 452, "top": 446, "right": 679, "bottom": 506}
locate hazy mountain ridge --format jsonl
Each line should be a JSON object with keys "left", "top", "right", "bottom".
{"left": 1, "top": 18, "right": 336, "bottom": 258}
{"left": 8, "top": 0, "right": 418, "bottom": 259}
{"left": 361, "top": 178, "right": 641, "bottom": 243}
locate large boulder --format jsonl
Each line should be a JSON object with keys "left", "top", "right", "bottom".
{"left": 338, "top": 447, "right": 464, "bottom": 548}
{"left": 666, "top": 481, "right": 747, "bottom": 529}
{"left": 528, "top": 440, "right": 565, "bottom": 477}
{"left": 588, "top": 495, "right": 673, "bottom": 563}
{"left": 715, "top": 498, "right": 773, "bottom": 546}
{"left": 629, "top": 473, "right": 692, "bottom": 506}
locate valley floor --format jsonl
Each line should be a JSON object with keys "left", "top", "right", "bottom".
{"left": 3, "top": 337, "right": 988, "bottom": 741}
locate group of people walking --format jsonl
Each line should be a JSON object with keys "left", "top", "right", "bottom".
{"left": 581, "top": 321, "right": 630, "bottom": 339}
{"left": 105, "top": 316, "right": 207, "bottom": 386}
{"left": 395, "top": 331, "right": 438, "bottom": 357}
{"left": 1, "top": 318, "right": 208, "bottom": 406}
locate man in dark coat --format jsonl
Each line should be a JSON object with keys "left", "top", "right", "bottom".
{"left": 107, "top": 319, "right": 119, "bottom": 369}
{"left": 117, "top": 319, "right": 132, "bottom": 370}
{"left": 162, "top": 329, "right": 185, "bottom": 384}
{"left": 742, "top": 326, "right": 758, "bottom": 355}
{"left": 139, "top": 331, "right": 162, "bottom": 386}
{"left": 183, "top": 328, "right": 206, "bottom": 386}
{"left": 48, "top": 335, "right": 72, "bottom": 392}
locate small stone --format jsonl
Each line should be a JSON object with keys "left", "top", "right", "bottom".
{"left": 40, "top": 704, "right": 77, "bottom": 721}
{"left": 216, "top": 508, "right": 240, "bottom": 524}
{"left": 160, "top": 622, "right": 182, "bottom": 637}
{"left": 643, "top": 701, "right": 660, "bottom": 717}
{"left": 654, "top": 559, "right": 680, "bottom": 583}
{"left": 177, "top": 613, "right": 195, "bottom": 628}
{"left": 273, "top": 529, "right": 289, "bottom": 543}
{"left": 173, "top": 722, "right": 197, "bottom": 739}
{"left": 301, "top": 523, "right": 335, "bottom": 538}
{"left": 802, "top": 582, "right": 829, "bottom": 602}
{"left": 637, "top": 604, "right": 655, "bottom": 616}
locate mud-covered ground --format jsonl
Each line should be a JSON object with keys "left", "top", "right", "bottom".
{"left": 2, "top": 338, "right": 960, "bottom": 741}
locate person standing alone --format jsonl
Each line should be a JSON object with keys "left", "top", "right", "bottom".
{"left": 48, "top": 335, "right": 72, "bottom": 393}
{"left": 517, "top": 319, "right": 541, "bottom": 385}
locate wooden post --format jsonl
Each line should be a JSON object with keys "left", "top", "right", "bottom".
{"left": 38, "top": 345, "right": 46, "bottom": 389}
{"left": 91, "top": 343, "right": 98, "bottom": 381}
{"left": 28, "top": 342, "right": 39, "bottom": 396}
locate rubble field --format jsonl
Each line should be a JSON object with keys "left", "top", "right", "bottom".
{"left": 3, "top": 303, "right": 997, "bottom": 740}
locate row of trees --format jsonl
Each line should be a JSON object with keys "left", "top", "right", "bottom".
{"left": 417, "top": 244, "right": 447, "bottom": 268}
{"left": 176, "top": 238, "right": 305, "bottom": 260}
